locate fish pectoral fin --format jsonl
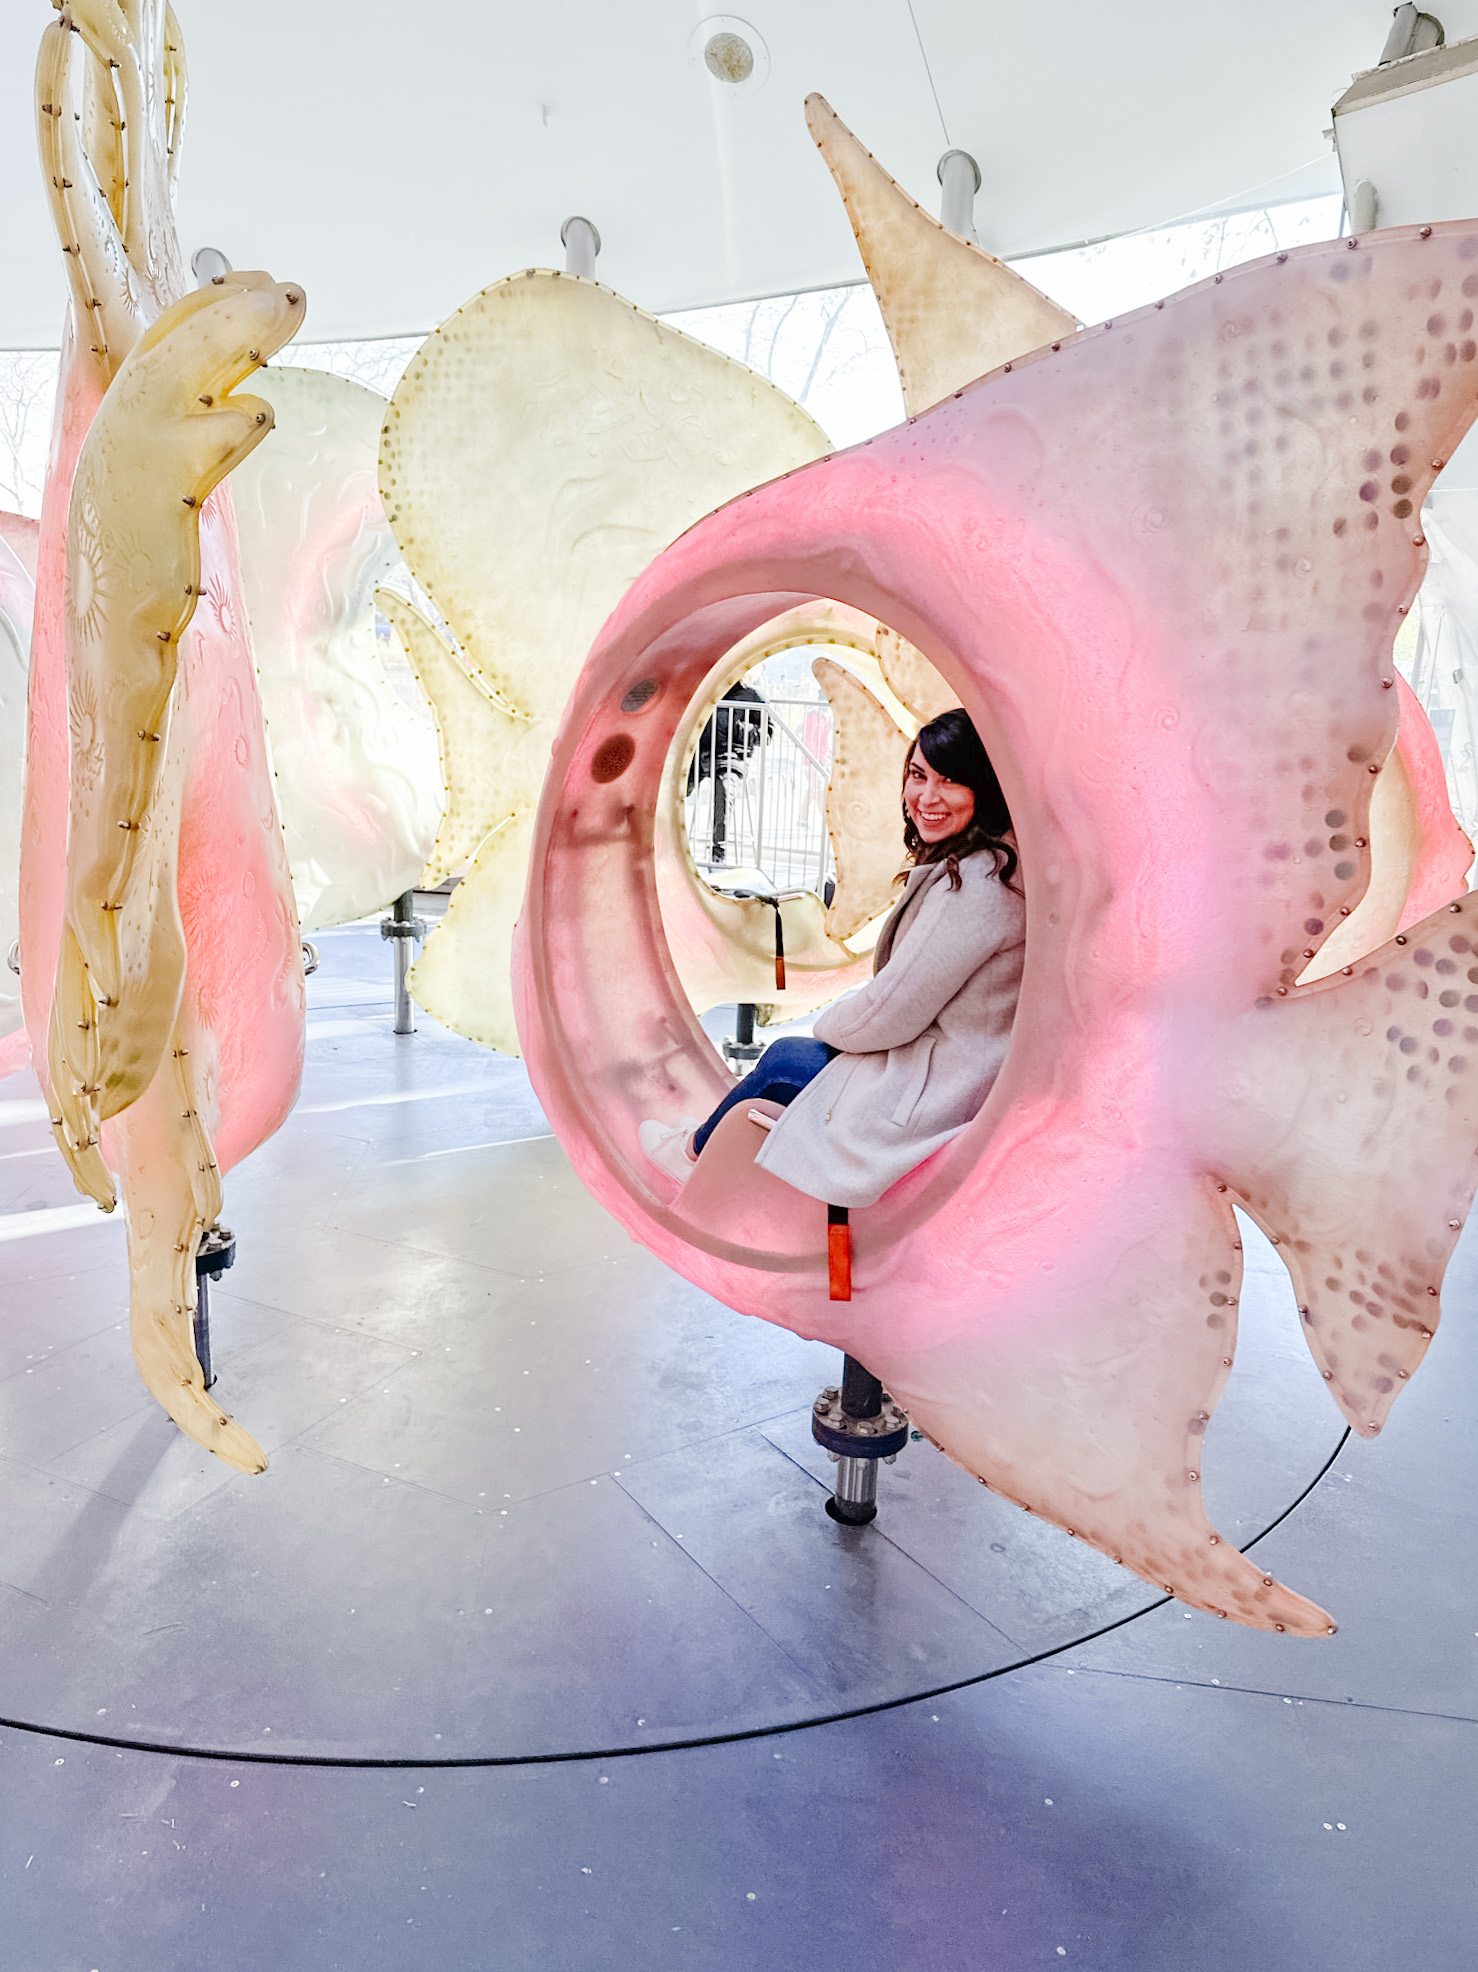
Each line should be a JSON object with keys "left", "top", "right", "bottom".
{"left": 408, "top": 810, "right": 534, "bottom": 1054}
{"left": 376, "top": 587, "right": 526, "bottom": 886}
{"left": 1210, "top": 891, "right": 1478, "bottom": 1437}
{"left": 886, "top": 1168, "right": 1335, "bottom": 1636}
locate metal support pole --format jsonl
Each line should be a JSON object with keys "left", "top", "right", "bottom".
{"left": 191, "top": 245, "right": 232, "bottom": 286}
{"left": 1380, "top": 3, "right": 1443, "bottom": 64}
{"left": 753, "top": 705, "right": 769, "bottom": 868}
{"left": 830, "top": 1452, "right": 879, "bottom": 1522}
{"left": 723, "top": 999, "right": 765, "bottom": 1069}
{"left": 380, "top": 891, "right": 427, "bottom": 1034}
{"left": 812, "top": 1353, "right": 910, "bottom": 1526}
{"left": 830, "top": 1353, "right": 882, "bottom": 1521}
{"left": 1348, "top": 180, "right": 1379, "bottom": 233}
{"left": 193, "top": 1223, "right": 236, "bottom": 1390}
{"left": 936, "top": 148, "right": 982, "bottom": 241}
{"left": 392, "top": 891, "right": 415, "bottom": 1033}
{"left": 841, "top": 1353, "right": 884, "bottom": 1418}
{"left": 193, "top": 1271, "right": 214, "bottom": 1390}
{"left": 561, "top": 215, "right": 601, "bottom": 278}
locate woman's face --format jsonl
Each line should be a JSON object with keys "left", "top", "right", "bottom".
{"left": 904, "top": 748, "right": 975, "bottom": 844}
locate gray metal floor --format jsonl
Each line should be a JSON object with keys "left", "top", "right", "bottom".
{"left": 0, "top": 924, "right": 1472, "bottom": 1967}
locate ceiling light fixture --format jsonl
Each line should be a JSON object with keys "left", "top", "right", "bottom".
{"left": 690, "top": 16, "right": 770, "bottom": 94}
{"left": 705, "top": 32, "right": 753, "bottom": 83}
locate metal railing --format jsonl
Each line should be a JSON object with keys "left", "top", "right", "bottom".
{"left": 684, "top": 692, "right": 835, "bottom": 895}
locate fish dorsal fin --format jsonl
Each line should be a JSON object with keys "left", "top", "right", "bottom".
{"left": 806, "top": 93, "right": 1077, "bottom": 415}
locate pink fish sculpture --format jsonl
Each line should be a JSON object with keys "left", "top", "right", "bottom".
{"left": 19, "top": 2, "right": 305, "bottom": 1468}
{"left": 515, "top": 223, "right": 1478, "bottom": 1634}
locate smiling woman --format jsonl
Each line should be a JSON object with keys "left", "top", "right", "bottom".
{"left": 641, "top": 706, "right": 1026, "bottom": 1206}
{"left": 901, "top": 709, "right": 1018, "bottom": 889}
{"left": 905, "top": 745, "right": 976, "bottom": 844}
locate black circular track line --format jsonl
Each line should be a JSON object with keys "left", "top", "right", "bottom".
{"left": 0, "top": 1430, "right": 1350, "bottom": 1770}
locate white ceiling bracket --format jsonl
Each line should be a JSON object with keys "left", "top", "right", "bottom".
{"left": 190, "top": 246, "right": 233, "bottom": 288}
{"left": 560, "top": 216, "right": 601, "bottom": 279}
{"left": 1380, "top": 4, "right": 1445, "bottom": 64}
{"left": 936, "top": 149, "right": 982, "bottom": 244}
{"left": 1348, "top": 178, "right": 1380, "bottom": 232}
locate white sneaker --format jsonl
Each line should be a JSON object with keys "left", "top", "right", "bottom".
{"left": 638, "top": 1117, "right": 700, "bottom": 1183}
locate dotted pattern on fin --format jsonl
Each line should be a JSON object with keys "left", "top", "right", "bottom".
{"left": 873, "top": 624, "right": 958, "bottom": 727}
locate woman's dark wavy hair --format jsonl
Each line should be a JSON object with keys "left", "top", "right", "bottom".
{"left": 900, "top": 708, "right": 1019, "bottom": 892}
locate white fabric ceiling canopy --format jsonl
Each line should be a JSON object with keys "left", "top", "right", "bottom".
{"left": 2, "top": 0, "right": 1476, "bottom": 348}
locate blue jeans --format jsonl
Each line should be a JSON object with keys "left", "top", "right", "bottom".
{"left": 692, "top": 1037, "right": 839, "bottom": 1156}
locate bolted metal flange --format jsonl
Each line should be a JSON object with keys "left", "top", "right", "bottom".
{"left": 811, "top": 1385, "right": 910, "bottom": 1461}
{"left": 192, "top": 1223, "right": 235, "bottom": 1393}
{"left": 195, "top": 1221, "right": 236, "bottom": 1281}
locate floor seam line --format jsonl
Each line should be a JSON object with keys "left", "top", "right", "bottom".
{"left": 590, "top": 1490, "right": 827, "bottom": 1695}
{"left": 760, "top": 1427, "right": 1035, "bottom": 1642}
{"left": 1057, "top": 1661, "right": 1478, "bottom": 1726}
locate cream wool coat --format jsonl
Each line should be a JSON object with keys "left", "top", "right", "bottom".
{"left": 753, "top": 849, "right": 1026, "bottom": 1209}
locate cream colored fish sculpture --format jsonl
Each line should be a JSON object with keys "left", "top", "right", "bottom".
{"left": 230, "top": 368, "right": 443, "bottom": 932}
{"left": 379, "top": 270, "right": 832, "bottom": 1052}
{"left": 21, "top": 0, "right": 306, "bottom": 1470}
{"left": 48, "top": 277, "right": 305, "bottom": 1201}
